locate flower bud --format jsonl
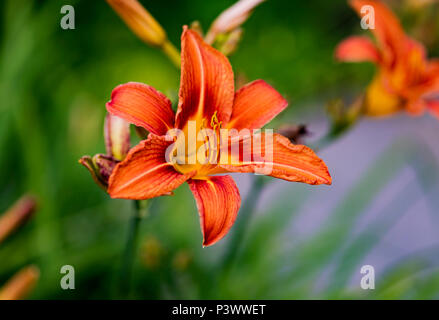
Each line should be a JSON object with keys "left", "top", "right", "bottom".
{"left": 105, "top": 113, "right": 130, "bottom": 161}
{"left": 80, "top": 113, "right": 129, "bottom": 191}
{"left": 0, "top": 195, "right": 36, "bottom": 245}
{"left": 106, "top": 0, "right": 168, "bottom": 47}
{"left": 205, "top": 0, "right": 265, "bottom": 44}
{"left": 217, "top": 28, "right": 243, "bottom": 56}
{"left": 0, "top": 265, "right": 39, "bottom": 300}
{"left": 93, "top": 154, "right": 119, "bottom": 183}
{"left": 79, "top": 154, "right": 119, "bottom": 190}
{"left": 190, "top": 21, "right": 204, "bottom": 37}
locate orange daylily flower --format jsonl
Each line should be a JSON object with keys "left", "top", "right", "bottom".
{"left": 335, "top": 0, "right": 439, "bottom": 117}
{"left": 106, "top": 27, "right": 332, "bottom": 246}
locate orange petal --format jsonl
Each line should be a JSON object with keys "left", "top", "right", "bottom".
{"left": 227, "top": 80, "right": 288, "bottom": 131}
{"left": 397, "top": 39, "right": 428, "bottom": 91}
{"left": 106, "top": 82, "right": 174, "bottom": 136}
{"left": 221, "top": 133, "right": 332, "bottom": 185}
{"left": 108, "top": 134, "right": 195, "bottom": 199}
{"left": 335, "top": 36, "right": 381, "bottom": 64}
{"left": 349, "top": 0, "right": 406, "bottom": 65}
{"left": 421, "top": 60, "right": 439, "bottom": 95}
{"left": 175, "top": 27, "right": 235, "bottom": 128}
{"left": 188, "top": 176, "right": 240, "bottom": 247}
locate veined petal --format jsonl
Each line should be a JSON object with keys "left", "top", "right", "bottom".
{"left": 335, "top": 36, "right": 381, "bottom": 64}
{"left": 349, "top": 0, "right": 406, "bottom": 65}
{"left": 227, "top": 80, "right": 288, "bottom": 131}
{"left": 188, "top": 176, "right": 240, "bottom": 247}
{"left": 175, "top": 27, "right": 235, "bottom": 129}
{"left": 221, "top": 133, "right": 331, "bottom": 185}
{"left": 106, "top": 82, "right": 175, "bottom": 136}
{"left": 108, "top": 134, "right": 195, "bottom": 199}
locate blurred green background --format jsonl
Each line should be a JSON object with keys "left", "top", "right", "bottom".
{"left": 1, "top": 0, "right": 439, "bottom": 299}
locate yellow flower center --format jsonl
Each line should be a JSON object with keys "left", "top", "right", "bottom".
{"left": 170, "top": 112, "right": 224, "bottom": 179}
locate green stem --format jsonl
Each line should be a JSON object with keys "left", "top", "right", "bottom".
{"left": 161, "top": 40, "right": 181, "bottom": 69}
{"left": 119, "top": 200, "right": 143, "bottom": 296}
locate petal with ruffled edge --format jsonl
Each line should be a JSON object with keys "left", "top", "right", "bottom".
{"left": 227, "top": 80, "right": 288, "bottom": 131}
{"left": 108, "top": 134, "right": 195, "bottom": 199}
{"left": 175, "top": 27, "right": 235, "bottom": 129}
{"left": 221, "top": 133, "right": 332, "bottom": 185}
{"left": 335, "top": 36, "right": 381, "bottom": 64}
{"left": 106, "top": 82, "right": 175, "bottom": 136}
{"left": 188, "top": 175, "right": 241, "bottom": 247}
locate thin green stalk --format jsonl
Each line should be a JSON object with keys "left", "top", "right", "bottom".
{"left": 119, "top": 200, "right": 143, "bottom": 296}
{"left": 161, "top": 40, "right": 181, "bottom": 69}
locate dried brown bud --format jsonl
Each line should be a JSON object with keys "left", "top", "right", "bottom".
{"left": 79, "top": 154, "right": 119, "bottom": 190}
{"left": 93, "top": 154, "right": 119, "bottom": 183}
